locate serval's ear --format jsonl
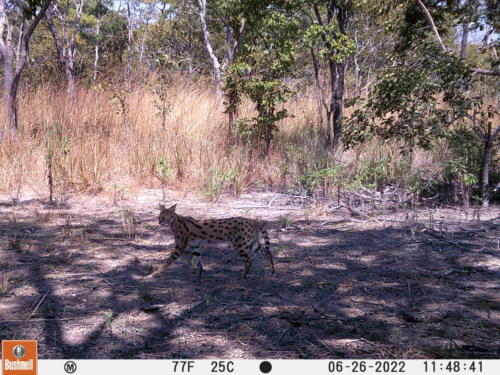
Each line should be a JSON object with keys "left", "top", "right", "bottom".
{"left": 158, "top": 204, "right": 166, "bottom": 210}
{"left": 168, "top": 204, "right": 177, "bottom": 211}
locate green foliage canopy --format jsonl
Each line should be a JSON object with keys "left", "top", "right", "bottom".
{"left": 345, "top": 42, "right": 472, "bottom": 149}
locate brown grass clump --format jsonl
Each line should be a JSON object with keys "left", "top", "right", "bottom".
{"left": 0, "top": 78, "right": 444, "bottom": 200}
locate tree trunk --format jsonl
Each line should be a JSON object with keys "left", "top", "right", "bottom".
{"left": 93, "top": 18, "right": 101, "bottom": 83}
{"left": 480, "top": 137, "right": 491, "bottom": 208}
{"left": 332, "top": 6, "right": 349, "bottom": 151}
{"left": 479, "top": 121, "right": 495, "bottom": 208}
{"left": 69, "top": 0, "right": 84, "bottom": 96}
{"left": 313, "top": 1, "right": 349, "bottom": 150}
{"left": 0, "top": 0, "right": 52, "bottom": 134}
{"left": 1, "top": 46, "right": 16, "bottom": 134}
{"left": 262, "top": 113, "right": 272, "bottom": 158}
{"left": 326, "top": 60, "right": 337, "bottom": 147}
{"left": 198, "top": 0, "right": 222, "bottom": 95}
{"left": 139, "top": 22, "right": 148, "bottom": 66}
{"left": 126, "top": 1, "right": 133, "bottom": 88}
{"left": 45, "top": 0, "right": 84, "bottom": 98}
{"left": 45, "top": 13, "right": 76, "bottom": 97}
{"left": 332, "top": 62, "right": 346, "bottom": 151}
{"left": 416, "top": 0, "right": 447, "bottom": 52}
{"left": 460, "top": 23, "right": 469, "bottom": 60}
{"left": 4, "top": 84, "right": 19, "bottom": 136}
{"left": 310, "top": 48, "right": 328, "bottom": 140}
{"left": 224, "top": 19, "right": 245, "bottom": 142}
{"left": 353, "top": 31, "right": 361, "bottom": 97}
{"left": 225, "top": 90, "right": 238, "bottom": 141}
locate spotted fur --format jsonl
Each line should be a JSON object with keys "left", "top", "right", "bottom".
{"left": 150, "top": 204, "right": 274, "bottom": 278}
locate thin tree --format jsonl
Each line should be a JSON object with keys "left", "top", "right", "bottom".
{"left": 45, "top": 0, "right": 86, "bottom": 98}
{"left": 415, "top": 0, "right": 499, "bottom": 207}
{"left": 0, "top": 0, "right": 53, "bottom": 135}
{"left": 197, "top": 0, "right": 247, "bottom": 137}
{"left": 306, "top": 0, "right": 355, "bottom": 150}
{"left": 197, "top": 0, "right": 222, "bottom": 94}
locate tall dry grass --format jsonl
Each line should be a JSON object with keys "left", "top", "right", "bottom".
{"left": 0, "top": 77, "right": 446, "bottom": 200}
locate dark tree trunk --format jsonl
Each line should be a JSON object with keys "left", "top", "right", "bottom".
{"left": 480, "top": 122, "right": 493, "bottom": 208}
{"left": 332, "top": 62, "right": 346, "bottom": 151}
{"left": 332, "top": 6, "right": 348, "bottom": 151}
{"left": 326, "top": 60, "right": 337, "bottom": 147}
{"left": 256, "top": 103, "right": 272, "bottom": 157}
{"left": 480, "top": 140, "right": 491, "bottom": 208}
{"left": 0, "top": 0, "right": 52, "bottom": 134}
{"left": 7, "top": 72, "right": 21, "bottom": 132}
{"left": 226, "top": 93, "right": 238, "bottom": 141}
{"left": 263, "top": 119, "right": 272, "bottom": 157}
{"left": 312, "top": 1, "right": 349, "bottom": 151}
{"left": 310, "top": 48, "right": 328, "bottom": 137}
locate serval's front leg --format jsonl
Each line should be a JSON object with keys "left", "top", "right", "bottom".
{"left": 149, "top": 235, "right": 189, "bottom": 278}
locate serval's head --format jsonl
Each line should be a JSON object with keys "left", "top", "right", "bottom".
{"left": 158, "top": 204, "right": 177, "bottom": 226}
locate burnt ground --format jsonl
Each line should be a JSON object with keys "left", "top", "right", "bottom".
{"left": 0, "top": 189, "right": 499, "bottom": 359}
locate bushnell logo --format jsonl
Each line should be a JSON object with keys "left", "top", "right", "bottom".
{"left": 13, "top": 345, "right": 26, "bottom": 359}
{"left": 2, "top": 340, "right": 38, "bottom": 375}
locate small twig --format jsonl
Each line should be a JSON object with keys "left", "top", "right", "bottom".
{"left": 311, "top": 331, "right": 338, "bottom": 353}
{"left": 421, "top": 228, "right": 475, "bottom": 249}
{"left": 318, "top": 220, "right": 349, "bottom": 227}
{"left": 348, "top": 218, "right": 381, "bottom": 224}
{"left": 311, "top": 307, "right": 338, "bottom": 321}
{"left": 234, "top": 206, "right": 301, "bottom": 211}
{"left": 267, "top": 194, "right": 280, "bottom": 207}
{"left": 26, "top": 293, "right": 47, "bottom": 321}
{"left": 1, "top": 317, "right": 76, "bottom": 323}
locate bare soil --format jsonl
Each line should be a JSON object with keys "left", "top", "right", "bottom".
{"left": 1, "top": 189, "right": 499, "bottom": 359}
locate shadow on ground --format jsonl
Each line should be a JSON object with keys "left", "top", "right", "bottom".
{"left": 0, "top": 201, "right": 499, "bottom": 359}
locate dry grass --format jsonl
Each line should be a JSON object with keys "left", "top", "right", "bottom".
{"left": 0, "top": 272, "right": 10, "bottom": 295}
{"left": 0, "top": 78, "right": 446, "bottom": 200}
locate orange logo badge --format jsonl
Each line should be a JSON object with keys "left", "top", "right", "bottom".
{"left": 2, "top": 340, "right": 38, "bottom": 375}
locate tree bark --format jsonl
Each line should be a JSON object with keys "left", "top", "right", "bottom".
{"left": 223, "top": 19, "right": 246, "bottom": 141}
{"left": 327, "top": 59, "right": 337, "bottom": 147}
{"left": 479, "top": 124, "right": 500, "bottom": 208}
{"left": 126, "top": 0, "right": 133, "bottom": 88}
{"left": 0, "top": 0, "right": 52, "bottom": 134}
{"left": 3, "top": 63, "right": 17, "bottom": 136}
{"left": 332, "top": 61, "right": 346, "bottom": 151}
{"left": 45, "top": 0, "right": 84, "bottom": 98}
{"left": 332, "top": 5, "right": 349, "bottom": 151}
{"left": 353, "top": 31, "right": 361, "bottom": 97}
{"left": 417, "top": 0, "right": 499, "bottom": 76}
{"left": 470, "top": 68, "right": 500, "bottom": 76}
{"left": 198, "top": 0, "right": 222, "bottom": 95}
{"left": 310, "top": 48, "right": 328, "bottom": 136}
{"left": 460, "top": 23, "right": 468, "bottom": 60}
{"left": 93, "top": 17, "right": 101, "bottom": 83}
{"left": 0, "top": 1, "right": 15, "bottom": 135}
{"left": 480, "top": 132, "right": 491, "bottom": 208}
{"left": 312, "top": 1, "right": 349, "bottom": 151}
{"left": 45, "top": 12, "right": 75, "bottom": 96}
{"left": 415, "top": 0, "right": 447, "bottom": 52}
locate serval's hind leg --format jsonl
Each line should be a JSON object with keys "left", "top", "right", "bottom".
{"left": 239, "top": 245, "right": 252, "bottom": 279}
{"left": 188, "top": 239, "right": 204, "bottom": 278}
{"left": 261, "top": 230, "right": 275, "bottom": 274}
